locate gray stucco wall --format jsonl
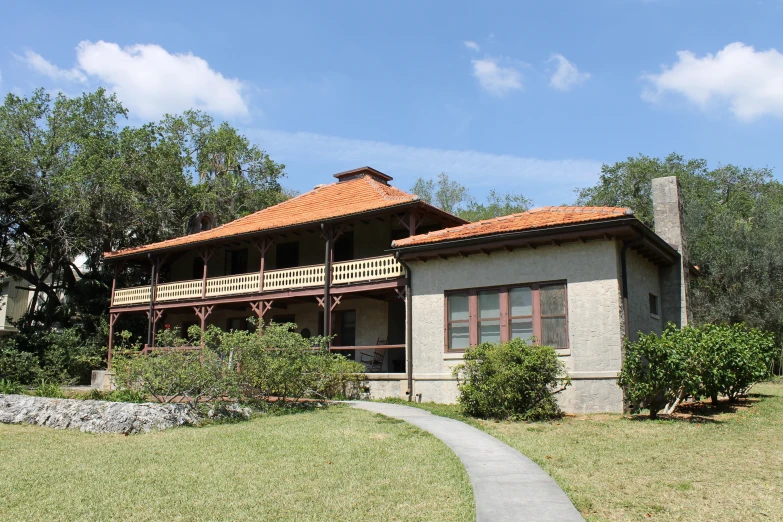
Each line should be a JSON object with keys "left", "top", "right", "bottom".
{"left": 388, "top": 240, "right": 628, "bottom": 413}
{"left": 625, "top": 249, "right": 663, "bottom": 341}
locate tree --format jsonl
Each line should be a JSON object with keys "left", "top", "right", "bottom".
{"left": 0, "top": 88, "right": 288, "bottom": 379}
{"left": 577, "top": 153, "right": 783, "bottom": 340}
{"left": 410, "top": 173, "right": 531, "bottom": 221}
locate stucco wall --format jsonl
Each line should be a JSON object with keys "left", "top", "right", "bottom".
{"left": 625, "top": 249, "right": 663, "bottom": 341}
{"left": 399, "top": 239, "right": 627, "bottom": 413}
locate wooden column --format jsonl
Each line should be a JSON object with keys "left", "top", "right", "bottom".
{"left": 107, "top": 312, "right": 120, "bottom": 369}
{"left": 321, "top": 224, "right": 333, "bottom": 341}
{"left": 397, "top": 210, "right": 423, "bottom": 237}
{"left": 198, "top": 247, "right": 214, "bottom": 298}
{"left": 194, "top": 305, "right": 215, "bottom": 346}
{"left": 146, "top": 255, "right": 156, "bottom": 348}
{"left": 250, "top": 300, "right": 273, "bottom": 334}
{"left": 316, "top": 295, "right": 342, "bottom": 347}
{"left": 146, "top": 310, "right": 163, "bottom": 347}
{"left": 254, "top": 238, "right": 272, "bottom": 293}
{"left": 109, "top": 262, "right": 124, "bottom": 307}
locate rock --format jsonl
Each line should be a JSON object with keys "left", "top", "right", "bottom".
{"left": 0, "top": 394, "right": 200, "bottom": 434}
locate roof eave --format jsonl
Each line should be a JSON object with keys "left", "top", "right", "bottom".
{"left": 392, "top": 217, "right": 680, "bottom": 265}
{"left": 104, "top": 199, "right": 424, "bottom": 262}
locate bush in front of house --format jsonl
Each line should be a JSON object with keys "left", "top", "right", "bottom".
{"left": 454, "top": 338, "right": 571, "bottom": 421}
{"left": 695, "top": 323, "right": 777, "bottom": 402}
{"left": 233, "top": 322, "right": 366, "bottom": 404}
{"left": 110, "top": 322, "right": 366, "bottom": 412}
{"left": 111, "top": 348, "right": 240, "bottom": 409}
{"left": 619, "top": 323, "right": 777, "bottom": 418}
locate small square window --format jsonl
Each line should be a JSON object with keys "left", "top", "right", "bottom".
{"left": 649, "top": 293, "right": 659, "bottom": 318}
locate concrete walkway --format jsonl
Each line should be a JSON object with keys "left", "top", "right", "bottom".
{"left": 350, "top": 401, "right": 583, "bottom": 522}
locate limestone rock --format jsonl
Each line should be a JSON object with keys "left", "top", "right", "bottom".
{"left": 0, "top": 394, "right": 200, "bottom": 434}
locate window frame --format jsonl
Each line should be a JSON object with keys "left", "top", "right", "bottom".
{"left": 444, "top": 280, "right": 569, "bottom": 352}
{"left": 649, "top": 293, "right": 660, "bottom": 319}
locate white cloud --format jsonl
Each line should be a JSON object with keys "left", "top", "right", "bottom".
{"left": 20, "top": 50, "right": 87, "bottom": 83}
{"left": 549, "top": 54, "right": 590, "bottom": 91}
{"left": 249, "top": 128, "right": 601, "bottom": 204}
{"left": 642, "top": 42, "right": 783, "bottom": 121}
{"left": 471, "top": 58, "right": 523, "bottom": 97}
{"left": 20, "top": 41, "right": 248, "bottom": 119}
{"left": 464, "top": 40, "right": 480, "bottom": 52}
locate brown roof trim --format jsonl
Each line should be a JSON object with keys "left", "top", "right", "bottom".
{"left": 392, "top": 217, "right": 680, "bottom": 266}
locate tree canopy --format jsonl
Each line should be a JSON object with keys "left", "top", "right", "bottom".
{"left": 576, "top": 153, "right": 783, "bottom": 339}
{"left": 410, "top": 172, "right": 532, "bottom": 222}
{"left": 0, "top": 88, "right": 286, "bottom": 339}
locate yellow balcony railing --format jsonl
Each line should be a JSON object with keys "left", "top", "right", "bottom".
{"left": 111, "top": 255, "right": 405, "bottom": 306}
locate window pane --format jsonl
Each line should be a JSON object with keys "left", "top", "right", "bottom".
{"left": 542, "top": 317, "right": 568, "bottom": 348}
{"left": 478, "top": 320, "right": 501, "bottom": 344}
{"left": 510, "top": 319, "right": 533, "bottom": 341}
{"left": 540, "top": 285, "right": 566, "bottom": 316}
{"left": 478, "top": 290, "right": 500, "bottom": 319}
{"left": 509, "top": 287, "right": 532, "bottom": 317}
{"left": 448, "top": 293, "right": 469, "bottom": 321}
{"left": 449, "top": 323, "right": 470, "bottom": 350}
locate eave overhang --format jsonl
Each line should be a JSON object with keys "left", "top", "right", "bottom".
{"left": 105, "top": 200, "right": 466, "bottom": 263}
{"left": 392, "top": 217, "right": 680, "bottom": 267}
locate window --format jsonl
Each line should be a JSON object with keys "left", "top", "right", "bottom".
{"left": 224, "top": 248, "right": 248, "bottom": 276}
{"left": 649, "top": 293, "right": 659, "bottom": 318}
{"left": 447, "top": 293, "right": 470, "bottom": 350}
{"left": 445, "top": 282, "right": 568, "bottom": 351}
{"left": 333, "top": 231, "right": 354, "bottom": 262}
{"left": 276, "top": 241, "right": 299, "bottom": 269}
{"left": 193, "top": 257, "right": 205, "bottom": 280}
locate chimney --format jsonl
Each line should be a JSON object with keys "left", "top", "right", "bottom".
{"left": 333, "top": 166, "right": 393, "bottom": 185}
{"left": 651, "top": 176, "right": 691, "bottom": 327}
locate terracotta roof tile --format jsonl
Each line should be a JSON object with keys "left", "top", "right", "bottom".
{"left": 106, "top": 174, "right": 419, "bottom": 259}
{"left": 392, "top": 206, "right": 632, "bottom": 248}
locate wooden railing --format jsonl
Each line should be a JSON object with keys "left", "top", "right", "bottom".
{"left": 112, "top": 255, "right": 404, "bottom": 306}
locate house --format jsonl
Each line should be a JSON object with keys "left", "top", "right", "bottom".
{"left": 104, "top": 168, "right": 689, "bottom": 413}
{"left": 0, "top": 277, "right": 34, "bottom": 336}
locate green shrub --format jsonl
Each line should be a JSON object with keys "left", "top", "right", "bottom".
{"left": 0, "top": 378, "right": 24, "bottom": 394}
{"left": 695, "top": 323, "right": 777, "bottom": 402}
{"left": 106, "top": 389, "right": 148, "bottom": 403}
{"left": 0, "top": 341, "right": 40, "bottom": 384}
{"left": 111, "top": 348, "right": 239, "bottom": 409}
{"left": 235, "top": 322, "right": 365, "bottom": 403}
{"left": 620, "top": 323, "right": 777, "bottom": 418}
{"left": 454, "top": 338, "right": 570, "bottom": 421}
{"left": 618, "top": 325, "right": 702, "bottom": 419}
{"left": 34, "top": 379, "right": 65, "bottom": 398}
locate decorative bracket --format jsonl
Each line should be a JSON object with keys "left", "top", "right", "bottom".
{"left": 250, "top": 300, "right": 273, "bottom": 318}
{"left": 397, "top": 211, "right": 423, "bottom": 236}
{"left": 146, "top": 309, "right": 164, "bottom": 324}
{"left": 193, "top": 305, "right": 214, "bottom": 321}
{"left": 316, "top": 295, "right": 342, "bottom": 311}
{"left": 253, "top": 237, "right": 273, "bottom": 255}
{"left": 395, "top": 288, "right": 407, "bottom": 300}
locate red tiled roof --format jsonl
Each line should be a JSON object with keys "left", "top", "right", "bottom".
{"left": 105, "top": 174, "right": 420, "bottom": 259}
{"left": 392, "top": 206, "right": 633, "bottom": 248}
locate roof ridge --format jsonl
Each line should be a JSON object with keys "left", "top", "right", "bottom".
{"left": 364, "top": 175, "right": 417, "bottom": 202}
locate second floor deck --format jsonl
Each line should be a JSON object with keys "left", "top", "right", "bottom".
{"left": 112, "top": 254, "right": 405, "bottom": 306}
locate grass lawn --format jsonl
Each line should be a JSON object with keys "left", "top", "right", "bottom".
{"left": 0, "top": 406, "right": 474, "bottom": 522}
{"left": 388, "top": 381, "right": 783, "bottom": 521}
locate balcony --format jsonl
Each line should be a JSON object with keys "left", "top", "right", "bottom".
{"left": 112, "top": 255, "right": 405, "bottom": 306}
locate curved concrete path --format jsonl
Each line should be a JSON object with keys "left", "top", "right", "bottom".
{"left": 350, "top": 401, "right": 583, "bottom": 522}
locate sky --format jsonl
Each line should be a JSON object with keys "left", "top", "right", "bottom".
{"left": 1, "top": 0, "right": 783, "bottom": 205}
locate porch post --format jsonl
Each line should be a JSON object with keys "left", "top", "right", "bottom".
{"left": 146, "top": 255, "right": 156, "bottom": 348}
{"left": 194, "top": 305, "right": 214, "bottom": 347}
{"left": 255, "top": 238, "right": 272, "bottom": 293}
{"left": 199, "top": 247, "right": 213, "bottom": 298}
{"left": 321, "top": 224, "right": 332, "bottom": 345}
{"left": 250, "top": 300, "right": 273, "bottom": 334}
{"left": 107, "top": 312, "right": 120, "bottom": 369}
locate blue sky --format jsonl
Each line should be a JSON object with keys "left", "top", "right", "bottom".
{"left": 2, "top": 0, "right": 783, "bottom": 205}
